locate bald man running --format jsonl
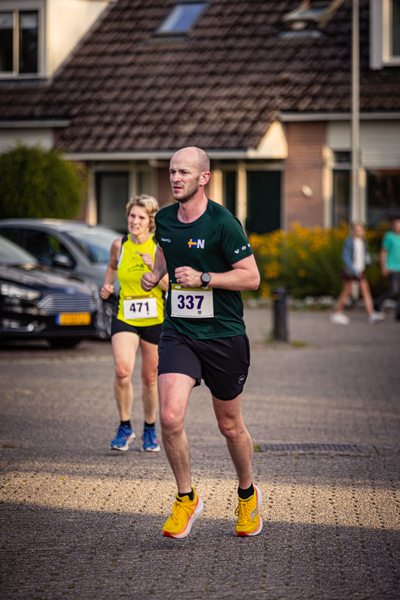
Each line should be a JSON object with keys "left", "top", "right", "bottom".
{"left": 141, "top": 146, "right": 262, "bottom": 538}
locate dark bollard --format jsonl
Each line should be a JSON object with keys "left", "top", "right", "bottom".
{"left": 272, "top": 286, "right": 288, "bottom": 342}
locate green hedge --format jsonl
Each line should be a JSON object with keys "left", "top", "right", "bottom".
{"left": 0, "top": 144, "right": 86, "bottom": 219}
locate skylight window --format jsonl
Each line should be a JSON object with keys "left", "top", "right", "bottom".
{"left": 158, "top": 2, "right": 207, "bottom": 34}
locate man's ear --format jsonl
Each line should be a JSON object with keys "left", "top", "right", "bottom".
{"left": 200, "top": 171, "right": 211, "bottom": 186}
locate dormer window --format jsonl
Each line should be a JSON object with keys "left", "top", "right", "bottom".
{"left": 371, "top": 0, "right": 400, "bottom": 68}
{"left": 0, "top": 5, "right": 42, "bottom": 77}
{"left": 157, "top": 2, "right": 207, "bottom": 35}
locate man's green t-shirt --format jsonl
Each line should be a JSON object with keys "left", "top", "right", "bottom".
{"left": 382, "top": 231, "right": 400, "bottom": 272}
{"left": 155, "top": 200, "right": 253, "bottom": 339}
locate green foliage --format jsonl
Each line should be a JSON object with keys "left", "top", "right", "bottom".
{"left": 0, "top": 144, "right": 86, "bottom": 219}
{"left": 249, "top": 223, "right": 388, "bottom": 299}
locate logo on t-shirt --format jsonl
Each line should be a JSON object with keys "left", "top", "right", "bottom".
{"left": 234, "top": 244, "right": 250, "bottom": 254}
{"left": 188, "top": 239, "right": 205, "bottom": 249}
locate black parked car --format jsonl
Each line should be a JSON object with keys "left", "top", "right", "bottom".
{"left": 0, "top": 236, "right": 100, "bottom": 348}
{"left": 0, "top": 219, "right": 121, "bottom": 338}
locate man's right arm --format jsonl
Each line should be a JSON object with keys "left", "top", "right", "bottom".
{"left": 380, "top": 248, "right": 389, "bottom": 277}
{"left": 141, "top": 244, "right": 168, "bottom": 291}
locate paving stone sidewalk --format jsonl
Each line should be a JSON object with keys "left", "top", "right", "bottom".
{"left": 0, "top": 307, "right": 399, "bottom": 599}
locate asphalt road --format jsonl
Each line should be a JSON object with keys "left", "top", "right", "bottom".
{"left": 0, "top": 307, "right": 399, "bottom": 599}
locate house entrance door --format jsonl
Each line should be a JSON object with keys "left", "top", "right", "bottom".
{"left": 96, "top": 172, "right": 129, "bottom": 232}
{"left": 246, "top": 171, "right": 281, "bottom": 234}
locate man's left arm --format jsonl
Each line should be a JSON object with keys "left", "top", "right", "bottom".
{"left": 175, "top": 254, "right": 260, "bottom": 291}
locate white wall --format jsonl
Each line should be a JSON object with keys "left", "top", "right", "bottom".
{"left": 0, "top": 128, "right": 54, "bottom": 152}
{"left": 327, "top": 120, "right": 400, "bottom": 169}
{"left": 46, "top": 0, "right": 113, "bottom": 76}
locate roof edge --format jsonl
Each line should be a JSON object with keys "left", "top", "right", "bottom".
{"left": 63, "top": 150, "right": 251, "bottom": 161}
{"left": 0, "top": 120, "right": 71, "bottom": 128}
{"left": 279, "top": 112, "right": 400, "bottom": 121}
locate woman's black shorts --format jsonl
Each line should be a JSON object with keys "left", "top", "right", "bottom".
{"left": 111, "top": 315, "right": 162, "bottom": 345}
{"left": 157, "top": 326, "right": 250, "bottom": 401}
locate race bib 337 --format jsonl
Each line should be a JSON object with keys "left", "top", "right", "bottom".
{"left": 170, "top": 284, "right": 214, "bottom": 318}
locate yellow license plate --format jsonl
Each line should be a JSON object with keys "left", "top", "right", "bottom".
{"left": 56, "top": 313, "right": 91, "bottom": 326}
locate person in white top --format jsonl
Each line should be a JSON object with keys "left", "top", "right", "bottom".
{"left": 330, "top": 222, "right": 385, "bottom": 325}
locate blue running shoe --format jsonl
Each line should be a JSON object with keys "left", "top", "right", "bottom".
{"left": 110, "top": 426, "right": 136, "bottom": 451}
{"left": 141, "top": 426, "right": 160, "bottom": 452}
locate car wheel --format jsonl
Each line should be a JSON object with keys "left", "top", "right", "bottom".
{"left": 96, "top": 300, "right": 114, "bottom": 340}
{"left": 47, "top": 338, "right": 81, "bottom": 349}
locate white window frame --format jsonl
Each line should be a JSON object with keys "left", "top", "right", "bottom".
{"left": 370, "top": 0, "right": 400, "bottom": 69}
{"left": 0, "top": 0, "right": 45, "bottom": 78}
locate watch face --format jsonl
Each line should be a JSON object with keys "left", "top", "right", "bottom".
{"left": 201, "top": 272, "right": 211, "bottom": 286}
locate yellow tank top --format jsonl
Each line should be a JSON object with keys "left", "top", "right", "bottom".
{"left": 116, "top": 235, "right": 164, "bottom": 327}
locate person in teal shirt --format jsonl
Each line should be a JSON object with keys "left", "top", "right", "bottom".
{"left": 374, "top": 217, "right": 400, "bottom": 321}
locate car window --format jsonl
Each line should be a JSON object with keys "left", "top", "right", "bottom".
{"left": 0, "top": 235, "right": 38, "bottom": 264}
{"left": 0, "top": 227, "right": 20, "bottom": 244}
{"left": 64, "top": 228, "right": 119, "bottom": 264}
{"left": 23, "top": 230, "right": 75, "bottom": 267}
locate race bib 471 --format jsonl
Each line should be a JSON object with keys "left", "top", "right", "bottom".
{"left": 123, "top": 296, "right": 158, "bottom": 320}
{"left": 170, "top": 284, "right": 214, "bottom": 318}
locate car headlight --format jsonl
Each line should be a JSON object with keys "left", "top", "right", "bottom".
{"left": 0, "top": 283, "right": 41, "bottom": 301}
{"left": 86, "top": 281, "right": 102, "bottom": 308}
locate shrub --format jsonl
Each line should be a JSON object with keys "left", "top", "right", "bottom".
{"left": 249, "top": 223, "right": 388, "bottom": 300}
{"left": 0, "top": 144, "right": 86, "bottom": 219}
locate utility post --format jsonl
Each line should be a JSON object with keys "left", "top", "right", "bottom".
{"left": 351, "top": 0, "right": 360, "bottom": 222}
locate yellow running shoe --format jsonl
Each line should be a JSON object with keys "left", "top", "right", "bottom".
{"left": 162, "top": 488, "right": 204, "bottom": 539}
{"left": 234, "top": 484, "right": 263, "bottom": 537}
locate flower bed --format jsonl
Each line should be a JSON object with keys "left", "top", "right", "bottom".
{"left": 249, "top": 223, "right": 389, "bottom": 299}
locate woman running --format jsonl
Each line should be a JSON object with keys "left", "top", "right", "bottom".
{"left": 101, "top": 195, "right": 168, "bottom": 451}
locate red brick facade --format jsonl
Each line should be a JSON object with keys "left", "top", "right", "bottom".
{"left": 284, "top": 122, "right": 326, "bottom": 229}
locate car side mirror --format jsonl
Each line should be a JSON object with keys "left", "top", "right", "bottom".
{"left": 52, "top": 254, "right": 74, "bottom": 269}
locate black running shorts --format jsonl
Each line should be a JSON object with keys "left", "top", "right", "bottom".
{"left": 158, "top": 327, "right": 250, "bottom": 400}
{"left": 111, "top": 315, "right": 162, "bottom": 345}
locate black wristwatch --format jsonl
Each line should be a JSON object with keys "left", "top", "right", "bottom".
{"left": 200, "top": 272, "right": 211, "bottom": 288}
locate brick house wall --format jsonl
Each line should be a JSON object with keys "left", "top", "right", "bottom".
{"left": 284, "top": 122, "right": 326, "bottom": 229}
{"left": 157, "top": 168, "right": 174, "bottom": 208}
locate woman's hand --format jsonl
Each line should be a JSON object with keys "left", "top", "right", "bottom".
{"left": 140, "top": 252, "right": 154, "bottom": 271}
{"left": 100, "top": 284, "right": 114, "bottom": 300}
